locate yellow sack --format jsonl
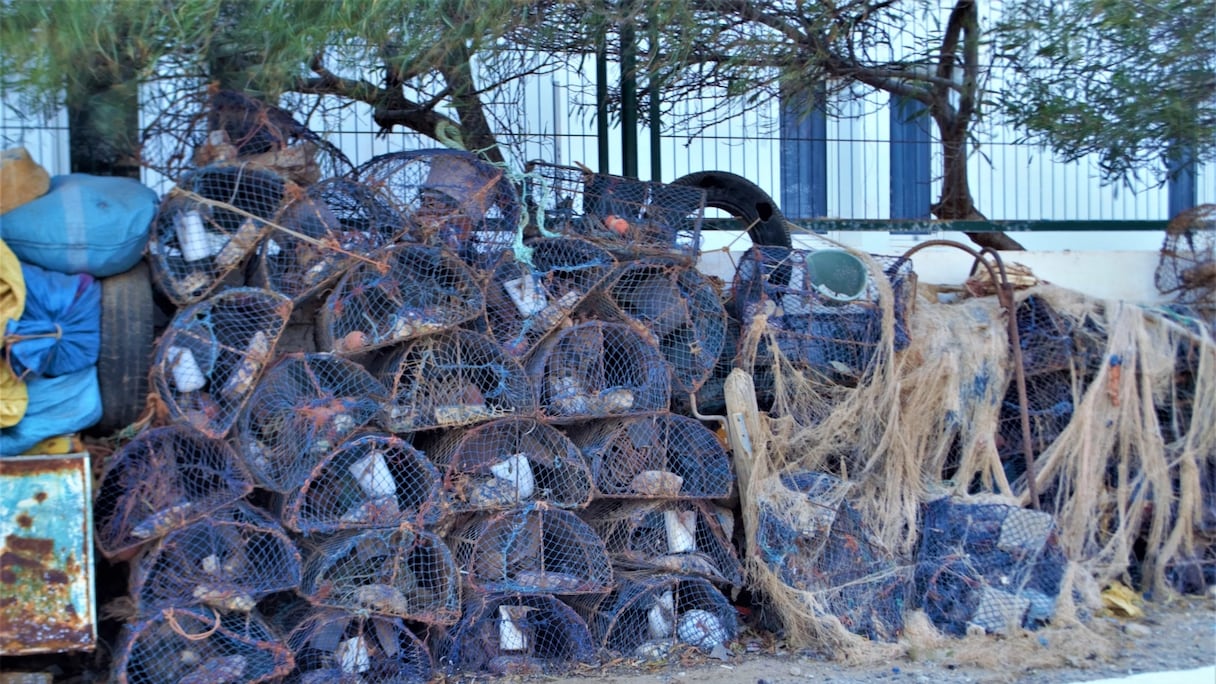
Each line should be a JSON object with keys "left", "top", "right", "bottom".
{"left": 0, "top": 358, "right": 26, "bottom": 428}
{"left": 0, "top": 147, "right": 51, "bottom": 215}
{"left": 0, "top": 238, "right": 28, "bottom": 427}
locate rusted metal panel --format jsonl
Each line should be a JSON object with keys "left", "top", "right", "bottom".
{"left": 0, "top": 452, "right": 96, "bottom": 654}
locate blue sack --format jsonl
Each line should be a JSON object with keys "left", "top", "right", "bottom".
{"left": 0, "top": 366, "right": 101, "bottom": 455}
{"left": 4, "top": 261, "right": 100, "bottom": 378}
{"left": 0, "top": 174, "right": 157, "bottom": 277}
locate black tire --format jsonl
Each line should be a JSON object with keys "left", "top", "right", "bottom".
{"left": 673, "top": 171, "right": 791, "bottom": 247}
{"left": 96, "top": 261, "right": 154, "bottom": 433}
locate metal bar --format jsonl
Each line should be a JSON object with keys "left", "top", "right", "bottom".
{"left": 699, "top": 218, "right": 1170, "bottom": 233}
{"left": 890, "top": 97, "right": 932, "bottom": 219}
{"left": 596, "top": 30, "right": 610, "bottom": 172}
{"left": 620, "top": 21, "right": 638, "bottom": 178}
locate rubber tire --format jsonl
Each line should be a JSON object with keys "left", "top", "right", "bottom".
{"left": 673, "top": 171, "right": 792, "bottom": 247}
{"left": 97, "top": 261, "right": 155, "bottom": 433}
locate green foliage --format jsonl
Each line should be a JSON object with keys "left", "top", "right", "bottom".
{"left": 996, "top": 0, "right": 1216, "bottom": 183}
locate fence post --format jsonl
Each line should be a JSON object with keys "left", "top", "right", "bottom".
{"left": 889, "top": 96, "right": 931, "bottom": 220}
{"left": 779, "top": 84, "right": 827, "bottom": 220}
{"left": 1167, "top": 143, "right": 1197, "bottom": 218}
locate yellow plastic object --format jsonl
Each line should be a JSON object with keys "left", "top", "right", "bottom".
{"left": 0, "top": 360, "right": 27, "bottom": 428}
{"left": 21, "top": 434, "right": 84, "bottom": 456}
{"left": 0, "top": 147, "right": 51, "bottom": 215}
{"left": 1101, "top": 581, "right": 1144, "bottom": 618}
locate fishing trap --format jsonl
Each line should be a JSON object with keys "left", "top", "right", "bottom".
{"left": 285, "top": 607, "right": 434, "bottom": 684}
{"left": 281, "top": 433, "right": 444, "bottom": 535}
{"left": 427, "top": 417, "right": 593, "bottom": 512}
{"left": 237, "top": 352, "right": 388, "bottom": 493}
{"left": 435, "top": 593, "right": 596, "bottom": 676}
{"left": 151, "top": 287, "right": 291, "bottom": 438}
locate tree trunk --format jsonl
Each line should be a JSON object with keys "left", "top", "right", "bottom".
{"left": 441, "top": 46, "right": 506, "bottom": 166}
{"left": 933, "top": 119, "right": 1025, "bottom": 251}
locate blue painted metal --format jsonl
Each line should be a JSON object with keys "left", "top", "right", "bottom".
{"left": 0, "top": 452, "right": 96, "bottom": 654}
{"left": 890, "top": 97, "right": 932, "bottom": 220}
{"left": 779, "top": 85, "right": 828, "bottom": 219}
{"left": 1167, "top": 144, "right": 1197, "bottom": 218}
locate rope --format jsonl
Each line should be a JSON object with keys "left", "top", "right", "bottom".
{"left": 165, "top": 606, "right": 221, "bottom": 641}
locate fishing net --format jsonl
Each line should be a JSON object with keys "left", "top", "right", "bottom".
{"left": 281, "top": 433, "right": 444, "bottom": 535}
{"left": 526, "top": 162, "right": 705, "bottom": 264}
{"left": 448, "top": 503, "right": 615, "bottom": 594}
{"left": 754, "top": 472, "right": 909, "bottom": 642}
{"left": 733, "top": 246, "right": 913, "bottom": 391}
{"left": 300, "top": 528, "right": 460, "bottom": 625}
{"left": 568, "top": 413, "right": 734, "bottom": 499}
{"left": 685, "top": 315, "right": 742, "bottom": 415}
{"left": 1155, "top": 204, "right": 1216, "bottom": 323}
{"left": 112, "top": 606, "right": 293, "bottom": 684}
{"left": 582, "top": 500, "right": 743, "bottom": 587}
{"left": 128, "top": 502, "right": 301, "bottom": 617}
{"left": 285, "top": 607, "right": 434, "bottom": 684}
{"left": 95, "top": 425, "right": 253, "bottom": 560}
{"left": 915, "top": 498, "right": 1067, "bottom": 636}
{"left": 571, "top": 573, "right": 736, "bottom": 657}
{"left": 148, "top": 164, "right": 288, "bottom": 305}
{"left": 378, "top": 329, "right": 535, "bottom": 432}
{"left": 427, "top": 417, "right": 593, "bottom": 512}
{"left": 140, "top": 86, "right": 353, "bottom": 186}
{"left": 353, "top": 149, "right": 520, "bottom": 267}
{"left": 257, "top": 178, "right": 409, "bottom": 303}
{"left": 526, "top": 321, "right": 671, "bottom": 423}
{"left": 237, "top": 352, "right": 388, "bottom": 493}
{"left": 484, "top": 237, "right": 616, "bottom": 358}
{"left": 316, "top": 243, "right": 485, "bottom": 354}
{"left": 435, "top": 592, "right": 596, "bottom": 676}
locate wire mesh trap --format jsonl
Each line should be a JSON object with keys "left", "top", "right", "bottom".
{"left": 112, "top": 606, "right": 293, "bottom": 684}
{"left": 582, "top": 500, "right": 743, "bottom": 587}
{"left": 128, "top": 502, "right": 301, "bottom": 617}
{"left": 1155, "top": 204, "right": 1216, "bottom": 322}
{"left": 755, "top": 472, "right": 909, "bottom": 642}
{"left": 915, "top": 498, "right": 1067, "bottom": 636}
{"left": 237, "top": 352, "right": 388, "bottom": 493}
{"left": 316, "top": 243, "right": 485, "bottom": 354}
{"left": 571, "top": 573, "right": 737, "bottom": 657}
{"left": 448, "top": 503, "right": 615, "bottom": 594}
{"left": 300, "top": 528, "right": 460, "bottom": 625}
{"left": 996, "top": 369, "right": 1076, "bottom": 483}
{"left": 140, "top": 87, "right": 353, "bottom": 186}
{"left": 435, "top": 592, "right": 596, "bottom": 676}
{"left": 148, "top": 164, "right": 288, "bottom": 305}
{"left": 281, "top": 433, "right": 444, "bottom": 535}
{"left": 427, "top": 417, "right": 593, "bottom": 512}
{"left": 258, "top": 178, "right": 410, "bottom": 303}
{"left": 527, "top": 321, "right": 671, "bottom": 423}
{"left": 526, "top": 162, "right": 705, "bottom": 263}
{"left": 353, "top": 149, "right": 520, "bottom": 266}
{"left": 285, "top": 607, "right": 434, "bottom": 684}
{"left": 95, "top": 425, "right": 253, "bottom": 560}
{"left": 569, "top": 413, "right": 734, "bottom": 499}
{"left": 732, "top": 246, "right": 914, "bottom": 386}
{"left": 484, "top": 237, "right": 617, "bottom": 358}
{"left": 151, "top": 287, "right": 291, "bottom": 438}
{"left": 378, "top": 329, "right": 536, "bottom": 432}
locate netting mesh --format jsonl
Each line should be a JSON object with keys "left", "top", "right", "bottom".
{"left": 95, "top": 425, "right": 253, "bottom": 559}
{"left": 448, "top": 504, "right": 615, "bottom": 594}
{"left": 151, "top": 287, "right": 292, "bottom": 438}
{"left": 378, "top": 329, "right": 535, "bottom": 432}
{"left": 148, "top": 165, "right": 288, "bottom": 305}
{"left": 237, "top": 352, "right": 388, "bottom": 493}
{"left": 427, "top": 417, "right": 593, "bottom": 512}
{"left": 140, "top": 87, "right": 353, "bottom": 186}
{"left": 568, "top": 413, "right": 734, "bottom": 499}
{"left": 1155, "top": 204, "right": 1216, "bottom": 322}
{"left": 589, "top": 260, "right": 726, "bottom": 395}
{"left": 581, "top": 500, "right": 743, "bottom": 587}
{"left": 316, "top": 243, "right": 485, "bottom": 354}
{"left": 754, "top": 472, "right": 909, "bottom": 642}
{"left": 571, "top": 573, "right": 737, "bottom": 656}
{"left": 435, "top": 592, "right": 596, "bottom": 675}
{"left": 285, "top": 607, "right": 434, "bottom": 684}
{"left": 129, "top": 502, "right": 301, "bottom": 617}
{"left": 526, "top": 162, "right": 704, "bottom": 263}
{"left": 733, "top": 246, "right": 913, "bottom": 388}
{"left": 300, "top": 528, "right": 460, "bottom": 625}
{"left": 527, "top": 321, "right": 671, "bottom": 423}
{"left": 112, "top": 607, "right": 293, "bottom": 684}
{"left": 484, "top": 237, "right": 616, "bottom": 358}
{"left": 915, "top": 499, "right": 1067, "bottom": 636}
{"left": 352, "top": 149, "right": 520, "bottom": 267}
{"left": 282, "top": 433, "right": 444, "bottom": 534}
{"left": 258, "top": 178, "right": 409, "bottom": 303}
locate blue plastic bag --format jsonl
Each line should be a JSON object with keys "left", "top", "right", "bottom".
{"left": 4, "top": 262, "right": 100, "bottom": 378}
{"left": 0, "top": 174, "right": 157, "bottom": 277}
{"left": 0, "top": 366, "right": 101, "bottom": 455}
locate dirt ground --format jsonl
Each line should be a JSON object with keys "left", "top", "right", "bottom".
{"left": 533, "top": 593, "right": 1215, "bottom": 684}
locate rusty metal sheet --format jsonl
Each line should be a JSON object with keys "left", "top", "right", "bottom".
{"left": 0, "top": 452, "right": 96, "bottom": 654}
